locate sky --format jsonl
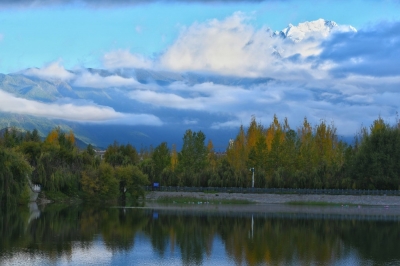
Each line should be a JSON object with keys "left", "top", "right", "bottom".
{"left": 0, "top": 0, "right": 399, "bottom": 144}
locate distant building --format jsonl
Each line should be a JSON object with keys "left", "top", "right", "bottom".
{"left": 95, "top": 150, "right": 106, "bottom": 160}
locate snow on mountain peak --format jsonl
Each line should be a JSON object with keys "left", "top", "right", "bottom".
{"left": 274, "top": 19, "right": 356, "bottom": 42}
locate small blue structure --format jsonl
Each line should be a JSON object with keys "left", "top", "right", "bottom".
{"left": 152, "top": 182, "right": 160, "bottom": 191}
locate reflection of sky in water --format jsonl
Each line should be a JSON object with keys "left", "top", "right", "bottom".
{"left": 0, "top": 235, "right": 372, "bottom": 266}
{"left": 0, "top": 233, "right": 368, "bottom": 266}
{"left": 110, "top": 233, "right": 181, "bottom": 265}
{"left": 1, "top": 235, "right": 238, "bottom": 265}
{"left": 333, "top": 248, "right": 365, "bottom": 266}
{"left": 1, "top": 237, "right": 112, "bottom": 266}
{"left": 109, "top": 234, "right": 234, "bottom": 266}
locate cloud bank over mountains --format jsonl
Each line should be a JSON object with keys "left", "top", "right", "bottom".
{"left": 100, "top": 15, "right": 357, "bottom": 78}
{"left": 1, "top": 15, "right": 399, "bottom": 143}
{"left": 0, "top": 89, "right": 162, "bottom": 125}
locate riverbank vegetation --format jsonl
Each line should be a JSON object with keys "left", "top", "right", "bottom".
{"left": 1, "top": 115, "right": 400, "bottom": 206}
{"left": 0, "top": 128, "right": 149, "bottom": 206}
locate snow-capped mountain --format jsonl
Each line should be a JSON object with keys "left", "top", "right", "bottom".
{"left": 0, "top": 18, "right": 361, "bottom": 149}
{"left": 274, "top": 19, "right": 357, "bottom": 42}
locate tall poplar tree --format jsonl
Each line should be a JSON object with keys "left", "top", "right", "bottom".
{"left": 178, "top": 130, "right": 208, "bottom": 186}
{"left": 152, "top": 142, "right": 171, "bottom": 183}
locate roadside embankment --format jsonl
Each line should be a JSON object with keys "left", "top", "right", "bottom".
{"left": 145, "top": 191, "right": 400, "bottom": 206}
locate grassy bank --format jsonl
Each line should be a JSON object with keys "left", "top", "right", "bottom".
{"left": 156, "top": 196, "right": 254, "bottom": 205}
{"left": 40, "top": 190, "right": 82, "bottom": 203}
{"left": 286, "top": 201, "right": 360, "bottom": 207}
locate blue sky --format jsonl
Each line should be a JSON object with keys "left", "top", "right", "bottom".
{"left": 0, "top": 0, "right": 399, "bottom": 144}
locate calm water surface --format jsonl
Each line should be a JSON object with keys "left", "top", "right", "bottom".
{"left": 1, "top": 203, "right": 400, "bottom": 266}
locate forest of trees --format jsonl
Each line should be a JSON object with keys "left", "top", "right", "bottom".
{"left": 139, "top": 115, "right": 400, "bottom": 191}
{"left": 1, "top": 115, "right": 400, "bottom": 207}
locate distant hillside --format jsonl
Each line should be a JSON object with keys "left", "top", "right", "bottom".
{"left": 0, "top": 125, "right": 92, "bottom": 150}
{"left": 0, "top": 68, "right": 241, "bottom": 149}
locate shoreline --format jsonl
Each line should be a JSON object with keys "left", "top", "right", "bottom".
{"left": 145, "top": 191, "right": 400, "bottom": 206}
{"left": 142, "top": 191, "right": 400, "bottom": 217}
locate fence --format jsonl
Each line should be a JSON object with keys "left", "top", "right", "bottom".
{"left": 144, "top": 186, "right": 400, "bottom": 196}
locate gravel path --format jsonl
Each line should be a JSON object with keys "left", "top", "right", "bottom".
{"left": 145, "top": 191, "right": 400, "bottom": 206}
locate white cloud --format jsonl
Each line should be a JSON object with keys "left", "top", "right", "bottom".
{"left": 126, "top": 73, "right": 399, "bottom": 136}
{"left": 345, "top": 94, "right": 374, "bottom": 103}
{"left": 183, "top": 118, "right": 198, "bottom": 125}
{"left": 100, "top": 14, "right": 357, "bottom": 82}
{"left": 159, "top": 12, "right": 268, "bottom": 77}
{"left": 157, "top": 13, "right": 355, "bottom": 79}
{"left": 129, "top": 81, "right": 249, "bottom": 112}
{"left": 211, "top": 119, "right": 242, "bottom": 129}
{"left": 130, "top": 89, "right": 207, "bottom": 110}
{"left": 0, "top": 90, "right": 162, "bottom": 125}
{"left": 73, "top": 71, "right": 139, "bottom": 88}
{"left": 103, "top": 49, "right": 154, "bottom": 69}
{"left": 24, "top": 61, "right": 74, "bottom": 81}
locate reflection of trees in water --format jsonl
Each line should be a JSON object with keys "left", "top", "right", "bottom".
{"left": 25, "top": 204, "right": 94, "bottom": 260}
{"left": 0, "top": 204, "right": 148, "bottom": 261}
{"left": 0, "top": 206, "right": 31, "bottom": 252}
{"left": 143, "top": 212, "right": 170, "bottom": 256}
{"left": 142, "top": 213, "right": 216, "bottom": 265}
{"left": 143, "top": 212, "right": 400, "bottom": 266}
{"left": 174, "top": 215, "right": 215, "bottom": 265}
{"left": 2, "top": 206, "right": 400, "bottom": 265}
{"left": 220, "top": 217, "right": 345, "bottom": 265}
{"left": 99, "top": 207, "right": 148, "bottom": 252}
{"left": 338, "top": 220, "right": 400, "bottom": 264}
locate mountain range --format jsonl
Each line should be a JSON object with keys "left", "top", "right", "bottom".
{"left": 0, "top": 69, "right": 256, "bottom": 150}
{"left": 273, "top": 18, "right": 356, "bottom": 42}
{"left": 0, "top": 19, "right": 356, "bottom": 150}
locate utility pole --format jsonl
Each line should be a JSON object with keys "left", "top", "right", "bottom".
{"left": 250, "top": 167, "right": 255, "bottom": 188}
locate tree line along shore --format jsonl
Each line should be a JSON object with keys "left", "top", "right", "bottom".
{"left": 1, "top": 115, "right": 400, "bottom": 207}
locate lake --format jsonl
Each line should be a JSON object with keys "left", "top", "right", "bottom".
{"left": 1, "top": 202, "right": 400, "bottom": 265}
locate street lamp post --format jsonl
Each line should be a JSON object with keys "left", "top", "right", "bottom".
{"left": 250, "top": 167, "right": 255, "bottom": 188}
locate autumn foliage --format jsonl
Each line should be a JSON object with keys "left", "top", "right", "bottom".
{"left": 1, "top": 114, "right": 400, "bottom": 206}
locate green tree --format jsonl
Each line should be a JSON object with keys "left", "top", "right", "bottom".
{"left": 215, "top": 158, "right": 236, "bottom": 187}
{"left": 34, "top": 128, "right": 81, "bottom": 194}
{"left": 350, "top": 118, "right": 400, "bottom": 189}
{"left": 152, "top": 142, "right": 171, "bottom": 184}
{"left": 178, "top": 130, "right": 208, "bottom": 186}
{"left": 80, "top": 144, "right": 100, "bottom": 169}
{"left": 0, "top": 148, "right": 32, "bottom": 206}
{"left": 226, "top": 125, "right": 248, "bottom": 185}
{"left": 115, "top": 165, "right": 149, "bottom": 200}
{"left": 81, "top": 162, "right": 119, "bottom": 201}
{"left": 104, "top": 141, "right": 139, "bottom": 167}
{"left": 1, "top": 127, "right": 24, "bottom": 148}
